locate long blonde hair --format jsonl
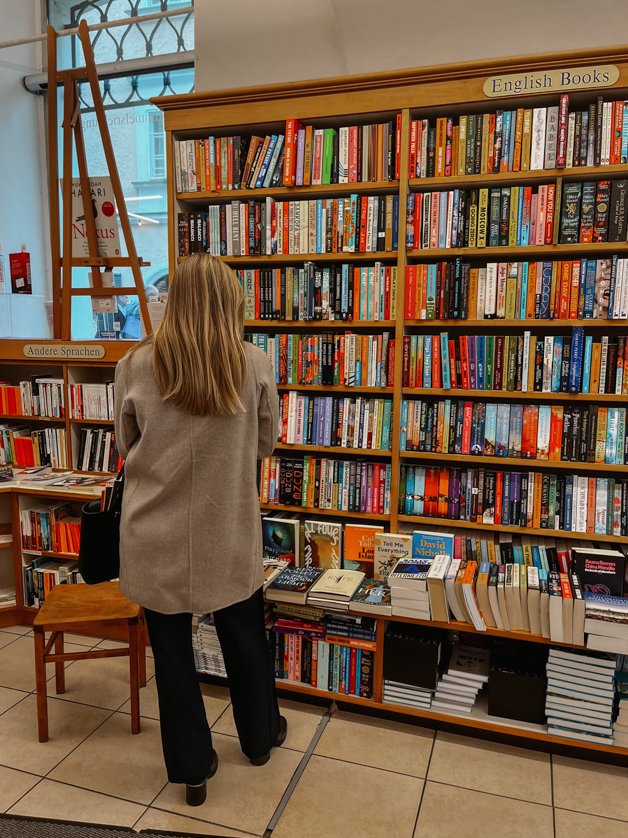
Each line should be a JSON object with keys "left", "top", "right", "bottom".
{"left": 150, "top": 253, "right": 247, "bottom": 416}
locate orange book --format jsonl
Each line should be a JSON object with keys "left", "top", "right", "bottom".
{"left": 590, "top": 343, "right": 602, "bottom": 394}
{"left": 352, "top": 267, "right": 361, "bottom": 320}
{"left": 586, "top": 477, "right": 596, "bottom": 533}
{"left": 549, "top": 406, "right": 564, "bottom": 460}
{"left": 533, "top": 472, "right": 543, "bottom": 528}
{"left": 468, "top": 268, "right": 479, "bottom": 320}
{"left": 432, "top": 335, "right": 442, "bottom": 389}
{"left": 437, "top": 469, "right": 449, "bottom": 518}
{"left": 526, "top": 262, "right": 537, "bottom": 319}
{"left": 435, "top": 117, "right": 447, "bottom": 177}
{"left": 513, "top": 109, "right": 524, "bottom": 171}
{"left": 569, "top": 261, "right": 580, "bottom": 319}
{"left": 494, "top": 472, "right": 503, "bottom": 525}
{"left": 424, "top": 467, "right": 439, "bottom": 516}
{"left": 343, "top": 523, "right": 384, "bottom": 574}
{"left": 194, "top": 140, "right": 202, "bottom": 191}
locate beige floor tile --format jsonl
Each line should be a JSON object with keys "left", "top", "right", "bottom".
{"left": 553, "top": 755, "right": 628, "bottom": 821}
{"left": 93, "top": 639, "right": 128, "bottom": 650}
{"left": 315, "top": 710, "right": 433, "bottom": 777}
{"left": 0, "top": 694, "right": 110, "bottom": 775}
{"left": 152, "top": 732, "right": 302, "bottom": 835}
{"left": 428, "top": 731, "right": 551, "bottom": 804}
{"left": 118, "top": 678, "right": 229, "bottom": 725}
{"left": 555, "top": 808, "right": 628, "bottom": 838}
{"left": 61, "top": 633, "right": 101, "bottom": 648}
{"left": 212, "top": 697, "right": 324, "bottom": 753}
{"left": 136, "top": 808, "right": 257, "bottom": 836}
{"left": 49, "top": 712, "right": 166, "bottom": 805}
{"left": 0, "top": 631, "right": 20, "bottom": 651}
{"left": 0, "top": 625, "right": 32, "bottom": 636}
{"left": 8, "top": 779, "right": 145, "bottom": 826}
{"left": 0, "top": 686, "right": 29, "bottom": 716}
{"left": 414, "top": 782, "right": 553, "bottom": 838}
{"left": 0, "top": 765, "right": 40, "bottom": 812}
{"left": 0, "top": 635, "right": 85, "bottom": 692}
{"left": 273, "top": 755, "right": 422, "bottom": 838}
{"left": 54, "top": 653, "right": 154, "bottom": 711}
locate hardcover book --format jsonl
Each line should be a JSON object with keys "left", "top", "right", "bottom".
{"left": 343, "top": 523, "right": 384, "bottom": 573}
{"left": 571, "top": 547, "right": 625, "bottom": 596}
{"left": 69, "top": 176, "right": 122, "bottom": 258}
{"left": 411, "top": 529, "right": 454, "bottom": 562}
{"left": 262, "top": 514, "right": 300, "bottom": 566}
{"left": 303, "top": 520, "right": 342, "bottom": 569}
{"left": 374, "top": 532, "right": 412, "bottom": 582}
{"left": 267, "top": 566, "right": 325, "bottom": 604}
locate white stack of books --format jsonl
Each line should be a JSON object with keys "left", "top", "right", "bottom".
{"left": 193, "top": 615, "right": 227, "bottom": 678}
{"left": 383, "top": 679, "right": 433, "bottom": 710}
{"left": 388, "top": 557, "right": 433, "bottom": 619}
{"left": 545, "top": 648, "right": 616, "bottom": 745}
{"left": 432, "top": 644, "right": 490, "bottom": 714}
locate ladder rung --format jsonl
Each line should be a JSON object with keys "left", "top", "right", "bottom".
{"left": 61, "top": 257, "right": 151, "bottom": 267}
{"left": 70, "top": 287, "right": 141, "bottom": 296}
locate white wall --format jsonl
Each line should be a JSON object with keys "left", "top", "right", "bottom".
{"left": 0, "top": 0, "right": 49, "bottom": 309}
{"left": 195, "top": 0, "right": 628, "bottom": 91}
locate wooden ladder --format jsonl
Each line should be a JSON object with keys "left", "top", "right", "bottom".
{"left": 47, "top": 20, "right": 153, "bottom": 341}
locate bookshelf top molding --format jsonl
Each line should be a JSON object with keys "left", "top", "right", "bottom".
{"left": 154, "top": 45, "right": 628, "bottom": 131}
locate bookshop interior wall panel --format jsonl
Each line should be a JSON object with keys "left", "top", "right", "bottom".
{"left": 2, "top": 40, "right": 628, "bottom": 765}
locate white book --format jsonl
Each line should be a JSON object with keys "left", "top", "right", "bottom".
{"left": 445, "top": 558, "right": 465, "bottom": 621}
{"left": 602, "top": 102, "right": 611, "bottom": 166}
{"left": 521, "top": 331, "right": 531, "bottom": 392}
{"left": 487, "top": 576, "right": 503, "bottom": 630}
{"left": 548, "top": 647, "right": 616, "bottom": 671}
{"left": 547, "top": 661, "right": 614, "bottom": 686}
{"left": 575, "top": 476, "right": 588, "bottom": 533}
{"left": 530, "top": 108, "right": 547, "bottom": 170}
{"left": 432, "top": 700, "right": 473, "bottom": 714}
{"left": 619, "top": 260, "right": 628, "bottom": 319}
{"left": 586, "top": 633, "right": 628, "bottom": 655}
{"left": 338, "top": 126, "right": 349, "bottom": 183}
{"left": 545, "top": 699, "right": 613, "bottom": 722}
{"left": 476, "top": 267, "right": 486, "bottom": 319}
{"left": 565, "top": 113, "right": 576, "bottom": 168}
{"left": 542, "top": 337, "right": 554, "bottom": 392}
{"left": 527, "top": 566, "right": 541, "bottom": 635}
{"left": 484, "top": 263, "right": 497, "bottom": 317}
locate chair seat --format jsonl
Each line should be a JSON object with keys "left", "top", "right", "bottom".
{"left": 33, "top": 581, "right": 140, "bottom": 627}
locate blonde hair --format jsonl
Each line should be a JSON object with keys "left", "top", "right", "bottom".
{"left": 149, "top": 253, "right": 247, "bottom": 416}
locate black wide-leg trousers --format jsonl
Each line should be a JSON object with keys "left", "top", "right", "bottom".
{"left": 144, "top": 586, "right": 280, "bottom": 784}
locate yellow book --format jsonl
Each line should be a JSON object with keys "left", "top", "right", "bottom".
{"left": 521, "top": 109, "right": 533, "bottom": 171}
{"left": 595, "top": 407, "right": 608, "bottom": 463}
{"left": 521, "top": 538, "right": 534, "bottom": 566}
{"left": 548, "top": 261, "right": 559, "bottom": 318}
{"left": 451, "top": 125, "right": 460, "bottom": 178}
{"left": 590, "top": 343, "right": 602, "bottom": 393}
{"left": 487, "top": 538, "right": 496, "bottom": 564}
{"left": 480, "top": 113, "right": 491, "bottom": 174}
{"left": 508, "top": 186, "right": 519, "bottom": 246}
{"left": 505, "top": 263, "right": 518, "bottom": 320}
{"left": 468, "top": 268, "right": 479, "bottom": 321}
{"left": 513, "top": 109, "right": 524, "bottom": 172}
{"left": 468, "top": 193, "right": 478, "bottom": 249}
{"left": 527, "top": 339, "right": 536, "bottom": 392}
{"left": 477, "top": 188, "right": 489, "bottom": 248}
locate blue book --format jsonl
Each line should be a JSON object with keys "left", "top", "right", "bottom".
{"left": 519, "top": 262, "right": 529, "bottom": 319}
{"left": 584, "top": 592, "right": 628, "bottom": 616}
{"left": 608, "top": 255, "right": 619, "bottom": 319}
{"left": 617, "top": 408, "right": 626, "bottom": 465}
{"left": 516, "top": 187, "right": 525, "bottom": 246}
{"left": 440, "top": 332, "right": 451, "bottom": 389}
{"left": 426, "top": 265, "right": 437, "bottom": 319}
{"left": 551, "top": 336, "right": 563, "bottom": 392}
{"left": 531, "top": 545, "right": 541, "bottom": 569}
{"left": 399, "top": 399, "right": 408, "bottom": 451}
{"left": 539, "top": 263, "right": 552, "bottom": 319}
{"left": 495, "top": 403, "right": 511, "bottom": 457}
{"left": 582, "top": 335, "right": 593, "bottom": 394}
{"left": 349, "top": 195, "right": 358, "bottom": 251}
{"left": 406, "top": 194, "right": 415, "bottom": 248}
{"left": 315, "top": 200, "right": 324, "bottom": 253}
{"left": 255, "top": 135, "right": 278, "bottom": 188}
{"left": 508, "top": 111, "right": 517, "bottom": 167}
{"left": 382, "top": 400, "right": 392, "bottom": 451}
{"left": 569, "top": 327, "right": 585, "bottom": 394}
{"left": 502, "top": 472, "right": 511, "bottom": 525}
{"left": 451, "top": 190, "right": 459, "bottom": 248}
{"left": 414, "top": 467, "right": 425, "bottom": 516}
{"left": 411, "top": 529, "right": 454, "bottom": 561}
{"left": 476, "top": 335, "right": 485, "bottom": 390}
{"left": 405, "top": 467, "right": 415, "bottom": 515}
{"left": 484, "top": 403, "right": 497, "bottom": 455}
{"left": 311, "top": 399, "right": 320, "bottom": 445}
{"left": 583, "top": 259, "right": 596, "bottom": 318}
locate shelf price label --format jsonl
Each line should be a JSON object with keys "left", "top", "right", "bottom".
{"left": 484, "top": 65, "right": 619, "bottom": 98}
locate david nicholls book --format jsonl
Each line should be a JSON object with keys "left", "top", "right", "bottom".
{"left": 411, "top": 529, "right": 454, "bottom": 561}
{"left": 69, "top": 176, "right": 121, "bottom": 258}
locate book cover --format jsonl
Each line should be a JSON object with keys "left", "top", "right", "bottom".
{"left": 69, "top": 177, "right": 121, "bottom": 258}
{"left": 411, "top": 529, "right": 454, "bottom": 561}
{"left": 343, "top": 523, "right": 384, "bottom": 573}
{"left": 571, "top": 547, "right": 625, "bottom": 596}
{"left": 309, "top": 568, "right": 365, "bottom": 600}
{"left": 303, "top": 520, "right": 342, "bottom": 569}
{"left": 349, "top": 578, "right": 392, "bottom": 615}
{"left": 374, "top": 532, "right": 412, "bottom": 581}
{"left": 262, "top": 514, "right": 300, "bottom": 566}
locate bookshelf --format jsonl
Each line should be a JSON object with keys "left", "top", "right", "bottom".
{"left": 153, "top": 46, "right": 628, "bottom": 760}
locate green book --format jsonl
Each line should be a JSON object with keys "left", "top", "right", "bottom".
{"left": 322, "top": 129, "right": 336, "bottom": 185}
{"left": 485, "top": 334, "right": 495, "bottom": 390}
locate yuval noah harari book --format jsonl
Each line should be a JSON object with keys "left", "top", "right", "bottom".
{"left": 67, "top": 176, "right": 122, "bottom": 258}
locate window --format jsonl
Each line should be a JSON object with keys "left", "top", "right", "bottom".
{"left": 148, "top": 112, "right": 166, "bottom": 179}
{"left": 138, "top": 0, "right": 190, "bottom": 10}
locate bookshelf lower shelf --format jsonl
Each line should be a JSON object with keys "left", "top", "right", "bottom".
{"left": 399, "top": 451, "right": 628, "bottom": 473}
{"left": 397, "top": 514, "right": 627, "bottom": 543}
{"left": 197, "top": 672, "right": 628, "bottom": 760}
{"left": 260, "top": 502, "right": 389, "bottom": 520}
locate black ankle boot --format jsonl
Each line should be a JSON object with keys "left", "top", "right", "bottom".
{"left": 250, "top": 715, "right": 288, "bottom": 766}
{"left": 186, "top": 748, "right": 218, "bottom": 806}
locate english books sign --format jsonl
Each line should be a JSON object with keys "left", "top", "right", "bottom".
{"left": 483, "top": 65, "right": 619, "bottom": 98}
{"left": 66, "top": 177, "right": 122, "bottom": 258}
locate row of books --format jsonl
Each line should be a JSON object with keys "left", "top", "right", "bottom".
{"left": 399, "top": 465, "right": 628, "bottom": 536}
{"left": 75, "top": 428, "right": 122, "bottom": 474}
{"left": 409, "top": 96, "right": 628, "bottom": 178}
{"left": 193, "top": 614, "right": 227, "bottom": 678}
{"left": 23, "top": 558, "right": 82, "bottom": 608}
{"left": 400, "top": 398, "right": 628, "bottom": 466}
{"left": 236, "top": 263, "right": 397, "bottom": 321}
{"left": 0, "top": 378, "right": 65, "bottom": 418}
{"left": 0, "top": 426, "right": 67, "bottom": 469}
{"left": 177, "top": 194, "right": 400, "bottom": 257}
{"left": 404, "top": 257, "right": 624, "bottom": 321}
{"left": 247, "top": 332, "right": 395, "bottom": 388}
{"left": 68, "top": 382, "right": 115, "bottom": 421}
{"left": 260, "top": 456, "right": 391, "bottom": 514}
{"left": 277, "top": 393, "right": 393, "bottom": 451}
{"left": 174, "top": 118, "right": 401, "bottom": 194}
{"left": 401, "top": 331, "right": 628, "bottom": 396}
{"left": 405, "top": 179, "right": 627, "bottom": 251}
{"left": 20, "top": 502, "right": 80, "bottom": 554}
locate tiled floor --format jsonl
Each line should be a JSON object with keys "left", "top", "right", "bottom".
{"left": 0, "top": 625, "right": 627, "bottom": 837}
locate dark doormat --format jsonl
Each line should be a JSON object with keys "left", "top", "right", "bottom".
{"left": 0, "top": 813, "right": 222, "bottom": 837}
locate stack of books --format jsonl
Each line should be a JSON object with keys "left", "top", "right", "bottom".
{"left": 383, "top": 680, "right": 433, "bottom": 710}
{"left": 193, "top": 615, "right": 227, "bottom": 678}
{"left": 348, "top": 578, "right": 392, "bottom": 616}
{"left": 432, "top": 644, "right": 490, "bottom": 714}
{"left": 584, "top": 593, "right": 628, "bottom": 655}
{"left": 382, "top": 624, "right": 443, "bottom": 710}
{"left": 388, "top": 558, "right": 433, "bottom": 619}
{"left": 614, "top": 671, "right": 628, "bottom": 748}
{"left": 545, "top": 648, "right": 616, "bottom": 745}
{"left": 307, "top": 569, "right": 365, "bottom": 611}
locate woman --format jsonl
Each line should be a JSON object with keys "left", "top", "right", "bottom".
{"left": 114, "top": 253, "right": 286, "bottom": 807}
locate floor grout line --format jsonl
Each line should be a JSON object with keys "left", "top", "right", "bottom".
{"left": 426, "top": 777, "right": 554, "bottom": 807}
{"left": 263, "top": 704, "right": 334, "bottom": 836}
{"left": 550, "top": 753, "right": 556, "bottom": 838}
{"left": 4, "top": 775, "right": 46, "bottom": 816}
{"left": 411, "top": 729, "right": 437, "bottom": 836}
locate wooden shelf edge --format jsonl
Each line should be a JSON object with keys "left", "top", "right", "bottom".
{"left": 278, "top": 384, "right": 394, "bottom": 394}
{"left": 407, "top": 243, "right": 628, "bottom": 259}
{"left": 260, "top": 502, "right": 389, "bottom": 520}
{"left": 178, "top": 252, "right": 398, "bottom": 264}
{"left": 397, "top": 514, "right": 626, "bottom": 543}
{"left": 399, "top": 451, "right": 628, "bottom": 473}
{"left": 403, "top": 319, "right": 628, "bottom": 328}
{"left": 401, "top": 388, "right": 628, "bottom": 402}
{"left": 177, "top": 180, "right": 399, "bottom": 201}
{"left": 408, "top": 163, "right": 628, "bottom": 191}
{"left": 245, "top": 320, "right": 396, "bottom": 328}
{"left": 275, "top": 444, "right": 391, "bottom": 457}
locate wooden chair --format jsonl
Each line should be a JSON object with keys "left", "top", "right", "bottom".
{"left": 33, "top": 582, "right": 146, "bottom": 743}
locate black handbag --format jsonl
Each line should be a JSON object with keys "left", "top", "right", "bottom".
{"left": 78, "top": 468, "right": 125, "bottom": 585}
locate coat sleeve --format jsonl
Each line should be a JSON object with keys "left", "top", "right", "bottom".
{"left": 114, "top": 359, "right": 140, "bottom": 461}
{"left": 257, "top": 354, "right": 279, "bottom": 460}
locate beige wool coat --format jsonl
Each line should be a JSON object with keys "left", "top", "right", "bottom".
{"left": 114, "top": 340, "right": 279, "bottom": 614}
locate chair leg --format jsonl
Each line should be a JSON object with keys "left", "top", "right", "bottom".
{"left": 54, "top": 632, "right": 66, "bottom": 695}
{"left": 128, "top": 619, "right": 141, "bottom": 734}
{"left": 33, "top": 627, "right": 49, "bottom": 743}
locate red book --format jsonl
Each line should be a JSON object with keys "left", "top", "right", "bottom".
{"left": 432, "top": 335, "right": 442, "bottom": 389}
{"left": 283, "top": 119, "right": 300, "bottom": 186}
{"left": 448, "top": 340, "right": 458, "bottom": 389}
{"left": 556, "top": 94, "right": 569, "bottom": 168}
{"left": 613, "top": 101, "right": 624, "bottom": 165}
{"left": 586, "top": 477, "right": 596, "bottom": 534}
{"left": 461, "top": 402, "right": 473, "bottom": 454}
{"left": 384, "top": 267, "right": 391, "bottom": 321}
{"left": 459, "top": 337, "right": 470, "bottom": 389}
{"left": 388, "top": 339, "right": 395, "bottom": 387}
{"left": 348, "top": 126, "right": 359, "bottom": 182}
{"left": 494, "top": 471, "right": 503, "bottom": 525}
{"left": 424, "top": 467, "right": 439, "bottom": 516}
{"left": 438, "top": 469, "right": 449, "bottom": 518}
{"left": 487, "top": 113, "right": 496, "bottom": 174}
{"left": 254, "top": 270, "right": 261, "bottom": 320}
{"left": 414, "top": 192, "right": 423, "bottom": 249}
{"left": 14, "top": 437, "right": 35, "bottom": 467}
{"left": 405, "top": 266, "right": 416, "bottom": 318}
{"left": 409, "top": 119, "right": 418, "bottom": 178}
{"left": 215, "top": 137, "right": 222, "bottom": 190}
{"left": 402, "top": 336, "right": 410, "bottom": 387}
{"left": 358, "top": 197, "right": 368, "bottom": 253}
{"left": 544, "top": 183, "right": 555, "bottom": 245}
